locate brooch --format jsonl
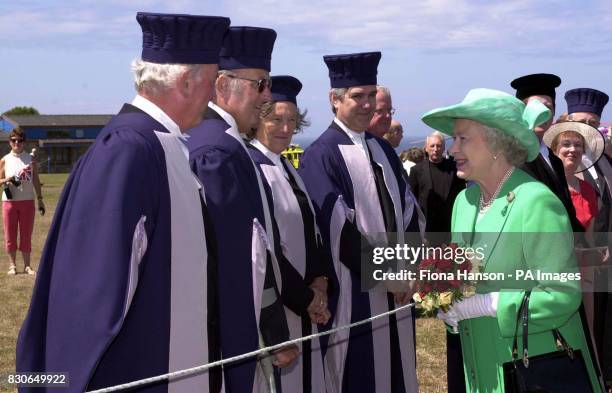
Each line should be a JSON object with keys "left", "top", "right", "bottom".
{"left": 501, "top": 192, "right": 515, "bottom": 216}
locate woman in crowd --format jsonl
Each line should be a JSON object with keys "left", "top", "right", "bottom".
{"left": 545, "top": 121, "right": 611, "bottom": 391}
{"left": 248, "top": 75, "right": 333, "bottom": 393}
{"left": 399, "top": 147, "right": 425, "bottom": 176}
{"left": 422, "top": 88, "right": 602, "bottom": 392}
{"left": 544, "top": 121, "right": 605, "bottom": 237}
{"left": 0, "top": 127, "right": 44, "bottom": 276}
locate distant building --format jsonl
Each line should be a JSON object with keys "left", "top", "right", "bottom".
{"left": 0, "top": 114, "right": 112, "bottom": 173}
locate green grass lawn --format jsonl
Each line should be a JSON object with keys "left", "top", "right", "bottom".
{"left": 0, "top": 173, "right": 448, "bottom": 392}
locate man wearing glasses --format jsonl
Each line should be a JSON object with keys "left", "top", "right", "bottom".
{"left": 368, "top": 85, "right": 395, "bottom": 139}
{"left": 565, "top": 88, "right": 611, "bottom": 201}
{"left": 565, "top": 87, "right": 612, "bottom": 391}
{"left": 187, "top": 26, "right": 298, "bottom": 393}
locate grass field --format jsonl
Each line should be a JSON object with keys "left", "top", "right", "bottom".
{"left": 0, "top": 173, "right": 448, "bottom": 393}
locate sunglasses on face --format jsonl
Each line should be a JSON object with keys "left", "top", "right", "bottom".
{"left": 10, "top": 138, "right": 24, "bottom": 144}
{"left": 226, "top": 74, "right": 272, "bottom": 93}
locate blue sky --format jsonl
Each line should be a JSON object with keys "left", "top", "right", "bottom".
{"left": 2, "top": 0, "right": 612, "bottom": 149}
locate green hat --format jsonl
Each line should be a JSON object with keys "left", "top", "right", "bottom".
{"left": 421, "top": 88, "right": 551, "bottom": 161}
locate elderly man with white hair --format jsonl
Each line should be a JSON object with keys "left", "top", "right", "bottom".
{"left": 17, "top": 12, "right": 230, "bottom": 393}
{"left": 408, "top": 131, "right": 465, "bottom": 240}
{"left": 187, "top": 26, "right": 301, "bottom": 393}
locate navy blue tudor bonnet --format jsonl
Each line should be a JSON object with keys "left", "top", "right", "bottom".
{"left": 323, "top": 51, "right": 381, "bottom": 88}
{"left": 219, "top": 26, "right": 277, "bottom": 71}
{"left": 271, "top": 75, "right": 302, "bottom": 105}
{"left": 137, "top": 12, "right": 230, "bottom": 64}
{"left": 565, "top": 88, "right": 609, "bottom": 117}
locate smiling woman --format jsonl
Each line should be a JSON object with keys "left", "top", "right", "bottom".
{"left": 544, "top": 121, "right": 606, "bottom": 232}
{"left": 421, "top": 88, "right": 603, "bottom": 392}
{"left": 247, "top": 75, "right": 332, "bottom": 393}
{"left": 0, "top": 127, "right": 45, "bottom": 277}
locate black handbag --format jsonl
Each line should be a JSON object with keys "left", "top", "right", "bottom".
{"left": 502, "top": 291, "right": 596, "bottom": 393}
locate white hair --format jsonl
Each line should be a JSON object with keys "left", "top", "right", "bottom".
{"left": 217, "top": 70, "right": 244, "bottom": 94}
{"left": 426, "top": 131, "right": 446, "bottom": 146}
{"left": 131, "top": 59, "right": 204, "bottom": 96}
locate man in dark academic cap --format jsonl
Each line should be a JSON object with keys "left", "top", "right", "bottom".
{"left": 510, "top": 73, "right": 584, "bottom": 232}
{"left": 17, "top": 12, "right": 230, "bottom": 393}
{"left": 566, "top": 87, "right": 612, "bottom": 389}
{"left": 512, "top": 76, "right": 606, "bottom": 390}
{"left": 187, "top": 26, "right": 301, "bottom": 393}
{"left": 566, "top": 87, "right": 610, "bottom": 128}
{"left": 298, "top": 52, "right": 421, "bottom": 393}
{"left": 566, "top": 87, "right": 611, "bottom": 225}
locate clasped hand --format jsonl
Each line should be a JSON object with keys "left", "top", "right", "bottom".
{"left": 307, "top": 277, "right": 331, "bottom": 325}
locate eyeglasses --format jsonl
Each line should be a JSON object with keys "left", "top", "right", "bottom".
{"left": 10, "top": 138, "right": 24, "bottom": 144}
{"left": 226, "top": 74, "right": 272, "bottom": 93}
{"left": 567, "top": 118, "right": 600, "bottom": 128}
{"left": 374, "top": 108, "right": 396, "bottom": 116}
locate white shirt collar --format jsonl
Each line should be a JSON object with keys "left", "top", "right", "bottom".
{"left": 540, "top": 140, "right": 552, "bottom": 168}
{"left": 208, "top": 101, "right": 243, "bottom": 139}
{"left": 132, "top": 95, "right": 191, "bottom": 159}
{"left": 251, "top": 139, "right": 288, "bottom": 177}
{"left": 333, "top": 117, "right": 370, "bottom": 159}
{"left": 132, "top": 95, "right": 183, "bottom": 139}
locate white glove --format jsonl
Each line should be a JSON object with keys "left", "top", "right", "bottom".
{"left": 437, "top": 292, "right": 499, "bottom": 328}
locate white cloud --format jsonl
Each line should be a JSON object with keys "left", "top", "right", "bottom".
{"left": 1, "top": 0, "right": 610, "bottom": 57}
{"left": 223, "top": 0, "right": 612, "bottom": 54}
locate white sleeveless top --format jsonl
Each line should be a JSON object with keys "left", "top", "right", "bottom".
{"left": 2, "top": 151, "right": 35, "bottom": 201}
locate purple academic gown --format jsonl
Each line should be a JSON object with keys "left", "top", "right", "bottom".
{"left": 298, "top": 120, "right": 421, "bottom": 393}
{"left": 16, "top": 104, "right": 217, "bottom": 393}
{"left": 187, "top": 103, "right": 289, "bottom": 393}
{"left": 248, "top": 144, "right": 334, "bottom": 393}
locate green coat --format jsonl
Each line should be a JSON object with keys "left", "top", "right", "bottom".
{"left": 450, "top": 168, "right": 601, "bottom": 392}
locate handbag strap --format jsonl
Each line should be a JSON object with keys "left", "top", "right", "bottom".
{"left": 521, "top": 291, "right": 531, "bottom": 367}
{"left": 511, "top": 290, "right": 531, "bottom": 362}
{"left": 512, "top": 290, "right": 577, "bottom": 368}
{"left": 552, "top": 327, "right": 575, "bottom": 360}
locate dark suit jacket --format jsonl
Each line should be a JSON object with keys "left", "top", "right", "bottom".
{"left": 520, "top": 148, "right": 584, "bottom": 233}
{"left": 408, "top": 158, "right": 465, "bottom": 238}
{"left": 581, "top": 159, "right": 611, "bottom": 237}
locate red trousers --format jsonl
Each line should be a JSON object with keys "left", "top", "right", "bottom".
{"left": 2, "top": 200, "right": 35, "bottom": 253}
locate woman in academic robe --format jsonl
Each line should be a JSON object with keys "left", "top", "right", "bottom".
{"left": 247, "top": 75, "right": 333, "bottom": 393}
{"left": 423, "top": 88, "right": 602, "bottom": 392}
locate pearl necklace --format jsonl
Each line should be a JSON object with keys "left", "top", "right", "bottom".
{"left": 479, "top": 167, "right": 514, "bottom": 213}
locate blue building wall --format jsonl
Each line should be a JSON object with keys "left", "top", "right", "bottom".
{"left": 24, "top": 126, "right": 103, "bottom": 140}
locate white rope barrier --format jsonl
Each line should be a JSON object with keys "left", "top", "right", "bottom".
{"left": 87, "top": 302, "right": 416, "bottom": 393}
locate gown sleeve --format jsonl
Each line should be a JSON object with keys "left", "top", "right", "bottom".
{"left": 16, "top": 127, "right": 160, "bottom": 392}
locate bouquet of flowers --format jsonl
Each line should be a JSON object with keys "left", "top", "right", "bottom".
{"left": 412, "top": 243, "right": 480, "bottom": 316}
